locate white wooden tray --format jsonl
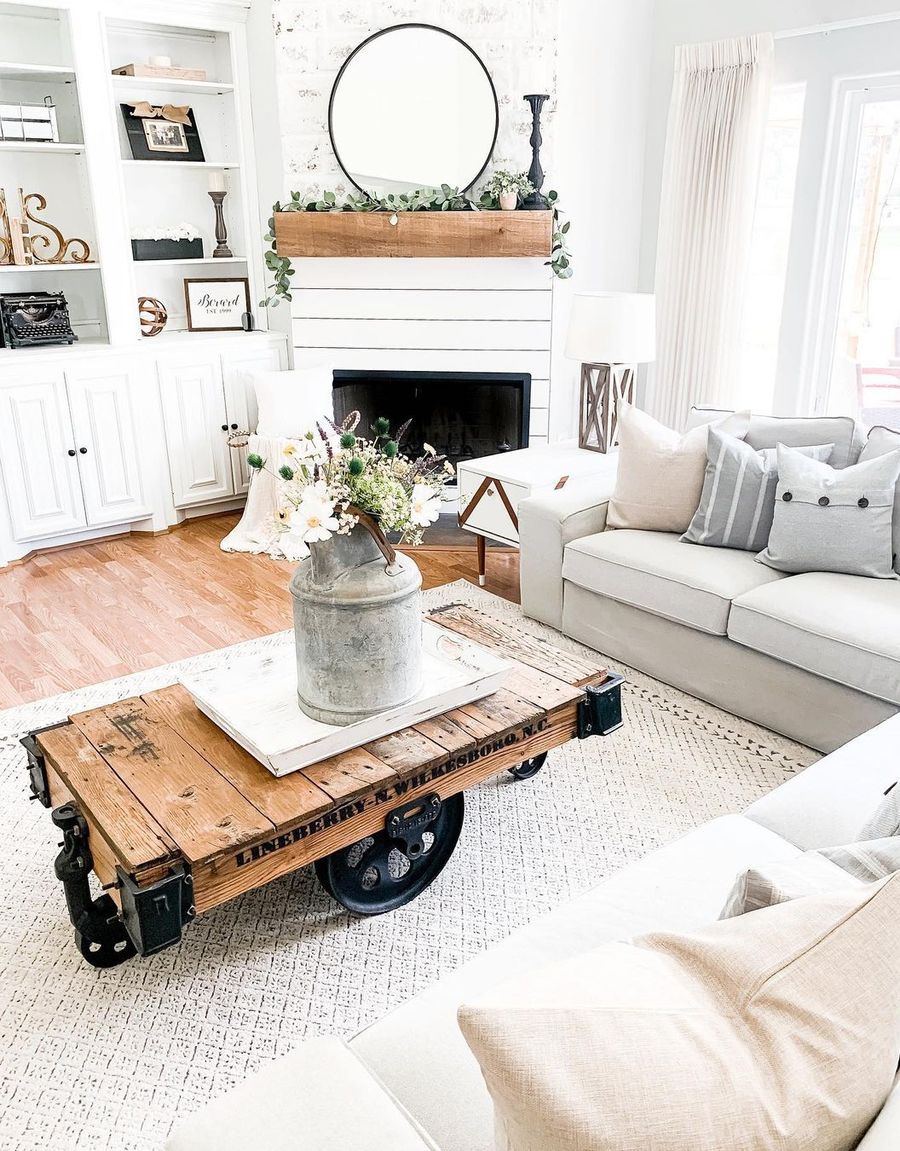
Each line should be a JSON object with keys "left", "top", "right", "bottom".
{"left": 180, "top": 621, "right": 512, "bottom": 777}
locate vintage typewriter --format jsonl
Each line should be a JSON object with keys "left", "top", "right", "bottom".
{"left": 0, "top": 291, "right": 78, "bottom": 349}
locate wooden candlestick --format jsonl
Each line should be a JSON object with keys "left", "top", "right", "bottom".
{"left": 208, "top": 190, "right": 233, "bottom": 258}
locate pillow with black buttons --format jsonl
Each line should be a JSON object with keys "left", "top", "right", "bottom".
{"left": 757, "top": 443, "right": 900, "bottom": 578}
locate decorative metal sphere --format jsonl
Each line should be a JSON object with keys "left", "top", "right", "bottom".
{"left": 137, "top": 296, "right": 167, "bottom": 337}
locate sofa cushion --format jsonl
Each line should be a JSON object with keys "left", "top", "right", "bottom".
{"left": 563, "top": 529, "right": 785, "bottom": 636}
{"left": 458, "top": 875, "right": 900, "bottom": 1151}
{"left": 352, "top": 815, "right": 799, "bottom": 1151}
{"left": 164, "top": 1036, "right": 440, "bottom": 1151}
{"left": 729, "top": 572, "right": 900, "bottom": 704}
{"left": 859, "top": 425, "right": 900, "bottom": 574}
{"left": 685, "top": 407, "right": 864, "bottom": 468}
{"left": 858, "top": 1076, "right": 900, "bottom": 1150}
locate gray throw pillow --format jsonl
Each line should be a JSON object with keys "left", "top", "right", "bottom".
{"left": 859, "top": 425, "right": 900, "bottom": 575}
{"left": 757, "top": 444, "right": 900, "bottom": 578}
{"left": 682, "top": 429, "right": 833, "bottom": 551}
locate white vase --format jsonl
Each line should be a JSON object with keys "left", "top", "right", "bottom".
{"left": 499, "top": 191, "right": 518, "bottom": 211}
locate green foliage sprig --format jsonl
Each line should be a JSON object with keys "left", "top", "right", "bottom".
{"left": 261, "top": 180, "right": 574, "bottom": 306}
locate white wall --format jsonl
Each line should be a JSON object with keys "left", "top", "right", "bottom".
{"left": 639, "top": 0, "right": 900, "bottom": 292}
{"left": 551, "top": 0, "right": 654, "bottom": 438}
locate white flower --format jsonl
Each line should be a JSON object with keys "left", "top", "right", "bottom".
{"left": 422, "top": 442, "right": 437, "bottom": 457}
{"left": 410, "top": 483, "right": 441, "bottom": 528}
{"left": 288, "top": 489, "right": 339, "bottom": 543}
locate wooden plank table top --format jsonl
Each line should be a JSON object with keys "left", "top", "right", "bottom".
{"left": 36, "top": 603, "right": 610, "bottom": 915}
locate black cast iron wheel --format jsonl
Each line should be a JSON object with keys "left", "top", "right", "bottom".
{"left": 74, "top": 927, "right": 136, "bottom": 969}
{"left": 315, "top": 792, "right": 464, "bottom": 916}
{"left": 508, "top": 751, "right": 548, "bottom": 781}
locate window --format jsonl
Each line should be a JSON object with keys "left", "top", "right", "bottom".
{"left": 737, "top": 84, "right": 805, "bottom": 412}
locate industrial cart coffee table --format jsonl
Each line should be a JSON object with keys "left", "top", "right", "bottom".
{"left": 23, "top": 602, "right": 623, "bottom": 968}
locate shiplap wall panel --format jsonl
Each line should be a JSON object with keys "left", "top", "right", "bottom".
{"left": 294, "top": 319, "right": 551, "bottom": 352}
{"left": 292, "top": 259, "right": 553, "bottom": 290}
{"left": 291, "top": 257, "right": 553, "bottom": 447}
{"left": 293, "top": 289, "right": 552, "bottom": 322}
{"left": 293, "top": 347, "right": 552, "bottom": 378}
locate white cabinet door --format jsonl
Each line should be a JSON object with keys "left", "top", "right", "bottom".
{"left": 221, "top": 347, "right": 281, "bottom": 495}
{"left": 158, "top": 358, "right": 233, "bottom": 507}
{"left": 0, "top": 372, "right": 87, "bottom": 541}
{"left": 65, "top": 364, "right": 150, "bottom": 527}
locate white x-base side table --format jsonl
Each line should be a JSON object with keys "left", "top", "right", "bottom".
{"left": 457, "top": 443, "right": 619, "bottom": 586}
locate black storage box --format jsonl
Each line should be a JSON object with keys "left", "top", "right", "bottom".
{"left": 131, "top": 238, "right": 203, "bottom": 261}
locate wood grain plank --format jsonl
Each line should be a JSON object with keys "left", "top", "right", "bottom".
{"left": 413, "top": 712, "right": 476, "bottom": 754}
{"left": 301, "top": 748, "right": 398, "bottom": 805}
{"left": 276, "top": 211, "right": 554, "bottom": 259}
{"left": 40, "top": 724, "right": 177, "bottom": 873}
{"left": 142, "top": 685, "right": 334, "bottom": 830}
{"left": 426, "top": 603, "right": 608, "bottom": 686}
{"left": 188, "top": 697, "right": 580, "bottom": 914}
{"left": 71, "top": 698, "right": 274, "bottom": 864}
{"left": 364, "top": 727, "right": 449, "bottom": 778}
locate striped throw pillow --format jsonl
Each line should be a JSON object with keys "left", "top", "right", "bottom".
{"left": 682, "top": 428, "right": 833, "bottom": 552}
{"left": 721, "top": 837, "right": 900, "bottom": 918}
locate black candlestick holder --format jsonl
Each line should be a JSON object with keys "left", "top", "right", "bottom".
{"left": 522, "top": 93, "right": 550, "bottom": 210}
{"left": 208, "top": 190, "right": 233, "bottom": 258}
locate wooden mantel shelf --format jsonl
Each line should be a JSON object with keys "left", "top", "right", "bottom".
{"left": 274, "top": 210, "right": 553, "bottom": 259}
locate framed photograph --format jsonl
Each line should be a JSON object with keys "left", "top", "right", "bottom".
{"left": 143, "top": 118, "right": 188, "bottom": 153}
{"left": 184, "top": 277, "right": 250, "bottom": 332}
{"left": 120, "top": 103, "right": 205, "bottom": 162}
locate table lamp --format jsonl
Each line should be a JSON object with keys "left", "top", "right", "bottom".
{"left": 565, "top": 292, "right": 656, "bottom": 453}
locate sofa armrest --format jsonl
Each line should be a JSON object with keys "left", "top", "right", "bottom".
{"left": 519, "top": 475, "right": 616, "bottom": 630}
{"left": 165, "top": 1037, "right": 440, "bottom": 1151}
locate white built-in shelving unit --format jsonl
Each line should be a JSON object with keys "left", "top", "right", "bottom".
{"left": 0, "top": 0, "right": 267, "bottom": 346}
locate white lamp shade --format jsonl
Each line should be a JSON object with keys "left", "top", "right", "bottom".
{"left": 565, "top": 292, "right": 656, "bottom": 365}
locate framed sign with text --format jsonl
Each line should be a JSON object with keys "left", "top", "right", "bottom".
{"left": 184, "top": 277, "right": 250, "bottom": 332}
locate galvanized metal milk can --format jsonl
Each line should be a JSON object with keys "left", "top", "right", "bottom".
{"left": 290, "top": 520, "right": 423, "bottom": 726}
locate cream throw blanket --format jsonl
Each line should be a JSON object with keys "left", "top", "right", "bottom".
{"left": 220, "top": 434, "right": 309, "bottom": 562}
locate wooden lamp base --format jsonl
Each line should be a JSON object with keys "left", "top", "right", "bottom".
{"left": 578, "top": 362, "right": 636, "bottom": 453}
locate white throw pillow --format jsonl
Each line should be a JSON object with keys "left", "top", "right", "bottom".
{"left": 458, "top": 874, "right": 900, "bottom": 1151}
{"left": 253, "top": 366, "right": 335, "bottom": 438}
{"left": 607, "top": 402, "right": 751, "bottom": 532}
{"left": 859, "top": 425, "right": 900, "bottom": 575}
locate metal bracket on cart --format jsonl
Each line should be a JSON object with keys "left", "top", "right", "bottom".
{"left": 577, "top": 673, "right": 625, "bottom": 739}
{"left": 51, "top": 802, "right": 193, "bottom": 968}
{"left": 385, "top": 793, "right": 443, "bottom": 858}
{"left": 21, "top": 723, "right": 69, "bottom": 808}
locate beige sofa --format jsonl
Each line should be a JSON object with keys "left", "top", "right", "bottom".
{"left": 519, "top": 414, "right": 900, "bottom": 753}
{"left": 165, "top": 716, "right": 900, "bottom": 1150}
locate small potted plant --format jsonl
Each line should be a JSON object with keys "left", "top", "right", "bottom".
{"left": 482, "top": 170, "right": 535, "bottom": 211}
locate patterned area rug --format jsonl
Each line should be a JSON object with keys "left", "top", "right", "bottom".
{"left": 0, "top": 582, "right": 817, "bottom": 1151}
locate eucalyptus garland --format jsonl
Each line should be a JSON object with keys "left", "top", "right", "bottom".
{"left": 261, "top": 184, "right": 573, "bottom": 307}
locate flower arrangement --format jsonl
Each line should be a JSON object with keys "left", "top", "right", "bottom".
{"left": 481, "top": 169, "right": 535, "bottom": 201}
{"left": 248, "top": 414, "right": 453, "bottom": 548}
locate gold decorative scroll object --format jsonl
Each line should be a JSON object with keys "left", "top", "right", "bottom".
{"left": 0, "top": 190, "right": 11, "bottom": 264}
{"left": 20, "top": 189, "right": 92, "bottom": 264}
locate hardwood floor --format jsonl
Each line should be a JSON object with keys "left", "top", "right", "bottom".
{"left": 0, "top": 513, "right": 520, "bottom": 709}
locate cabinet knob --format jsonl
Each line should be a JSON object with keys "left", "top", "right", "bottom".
{"left": 67, "top": 449, "right": 76, "bottom": 457}
{"left": 221, "top": 424, "right": 228, "bottom": 432}
{"left": 230, "top": 423, "right": 238, "bottom": 430}
{"left": 79, "top": 447, "right": 87, "bottom": 455}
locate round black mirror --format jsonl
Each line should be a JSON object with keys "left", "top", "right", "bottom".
{"left": 328, "top": 23, "right": 499, "bottom": 200}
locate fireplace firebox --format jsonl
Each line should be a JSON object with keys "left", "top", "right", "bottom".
{"left": 331, "top": 370, "right": 530, "bottom": 477}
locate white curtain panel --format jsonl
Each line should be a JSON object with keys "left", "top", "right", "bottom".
{"left": 652, "top": 34, "right": 774, "bottom": 430}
